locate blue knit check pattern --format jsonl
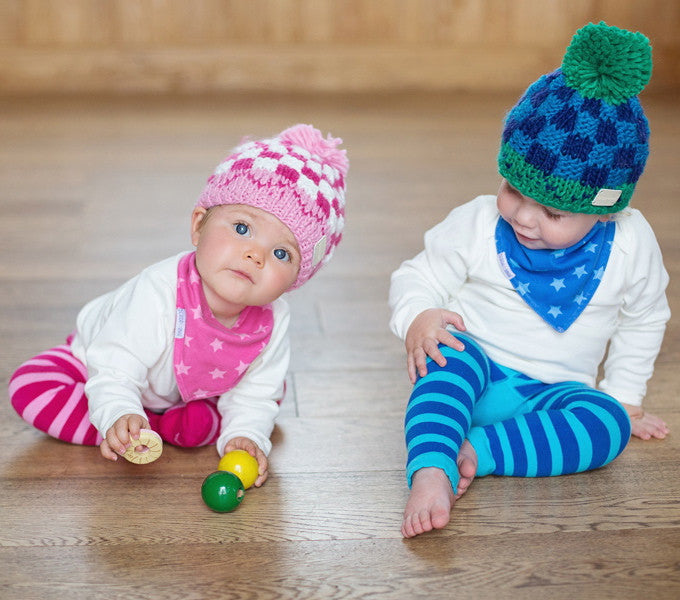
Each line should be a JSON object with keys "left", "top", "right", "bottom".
{"left": 499, "top": 70, "right": 649, "bottom": 213}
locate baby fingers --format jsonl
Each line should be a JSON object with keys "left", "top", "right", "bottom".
{"left": 439, "top": 330, "right": 466, "bottom": 352}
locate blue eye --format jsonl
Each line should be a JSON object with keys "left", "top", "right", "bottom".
{"left": 234, "top": 223, "right": 249, "bottom": 235}
{"left": 274, "top": 248, "right": 290, "bottom": 261}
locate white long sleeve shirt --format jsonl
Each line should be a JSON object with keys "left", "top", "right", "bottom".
{"left": 389, "top": 195, "right": 670, "bottom": 406}
{"left": 71, "top": 252, "right": 290, "bottom": 455}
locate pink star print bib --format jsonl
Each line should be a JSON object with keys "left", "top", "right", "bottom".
{"left": 173, "top": 252, "right": 274, "bottom": 402}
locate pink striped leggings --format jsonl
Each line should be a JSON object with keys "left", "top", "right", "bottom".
{"left": 9, "top": 339, "right": 221, "bottom": 448}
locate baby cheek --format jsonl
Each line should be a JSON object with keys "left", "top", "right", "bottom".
{"left": 264, "top": 263, "right": 289, "bottom": 288}
{"left": 281, "top": 264, "right": 300, "bottom": 290}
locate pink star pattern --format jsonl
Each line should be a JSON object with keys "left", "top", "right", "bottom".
{"left": 176, "top": 361, "right": 191, "bottom": 375}
{"left": 210, "top": 368, "right": 226, "bottom": 379}
{"left": 235, "top": 361, "right": 249, "bottom": 376}
{"left": 172, "top": 252, "right": 274, "bottom": 402}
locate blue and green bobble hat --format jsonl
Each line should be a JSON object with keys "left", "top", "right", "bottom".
{"left": 498, "top": 21, "right": 652, "bottom": 214}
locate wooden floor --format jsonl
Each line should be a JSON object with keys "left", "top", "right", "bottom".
{"left": 1, "top": 92, "right": 679, "bottom": 599}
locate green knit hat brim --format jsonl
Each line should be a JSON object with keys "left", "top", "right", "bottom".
{"left": 499, "top": 142, "right": 636, "bottom": 215}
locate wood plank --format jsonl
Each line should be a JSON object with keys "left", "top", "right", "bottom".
{"left": 3, "top": 458, "right": 680, "bottom": 547}
{"left": 1, "top": 530, "right": 678, "bottom": 600}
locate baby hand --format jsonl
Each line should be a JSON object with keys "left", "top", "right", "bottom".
{"left": 223, "top": 437, "right": 269, "bottom": 487}
{"left": 405, "top": 308, "right": 467, "bottom": 383}
{"left": 100, "top": 414, "right": 150, "bottom": 461}
{"left": 622, "top": 403, "right": 669, "bottom": 440}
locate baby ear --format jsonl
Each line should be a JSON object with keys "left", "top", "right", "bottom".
{"left": 191, "top": 207, "right": 208, "bottom": 246}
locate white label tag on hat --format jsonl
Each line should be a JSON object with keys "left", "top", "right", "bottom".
{"left": 592, "top": 188, "right": 621, "bottom": 207}
{"left": 312, "top": 235, "right": 327, "bottom": 267}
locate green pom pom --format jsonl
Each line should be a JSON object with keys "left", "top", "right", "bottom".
{"left": 562, "top": 21, "right": 652, "bottom": 105}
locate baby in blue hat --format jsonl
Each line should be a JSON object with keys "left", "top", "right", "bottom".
{"left": 389, "top": 22, "right": 670, "bottom": 538}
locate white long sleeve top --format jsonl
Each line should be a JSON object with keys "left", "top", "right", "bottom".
{"left": 389, "top": 195, "right": 670, "bottom": 406}
{"left": 71, "top": 252, "right": 290, "bottom": 455}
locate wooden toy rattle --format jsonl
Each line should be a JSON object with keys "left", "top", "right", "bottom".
{"left": 217, "top": 449, "right": 260, "bottom": 489}
{"left": 200, "top": 450, "right": 259, "bottom": 511}
{"left": 122, "top": 428, "right": 163, "bottom": 464}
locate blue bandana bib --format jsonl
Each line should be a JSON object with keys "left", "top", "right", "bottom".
{"left": 495, "top": 217, "right": 615, "bottom": 332}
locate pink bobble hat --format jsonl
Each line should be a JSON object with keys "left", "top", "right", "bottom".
{"left": 196, "top": 124, "right": 349, "bottom": 289}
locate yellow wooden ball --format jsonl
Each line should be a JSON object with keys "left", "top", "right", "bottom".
{"left": 217, "top": 450, "right": 259, "bottom": 489}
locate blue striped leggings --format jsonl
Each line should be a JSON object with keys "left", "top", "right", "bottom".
{"left": 405, "top": 335, "right": 631, "bottom": 493}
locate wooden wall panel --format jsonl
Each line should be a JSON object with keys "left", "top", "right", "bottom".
{"left": 0, "top": 0, "right": 678, "bottom": 94}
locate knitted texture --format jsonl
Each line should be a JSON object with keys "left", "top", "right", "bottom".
{"left": 498, "top": 22, "right": 652, "bottom": 214}
{"left": 562, "top": 22, "right": 652, "bottom": 105}
{"left": 197, "top": 124, "right": 349, "bottom": 288}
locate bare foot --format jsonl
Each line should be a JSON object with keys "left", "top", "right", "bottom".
{"left": 402, "top": 467, "right": 455, "bottom": 538}
{"left": 401, "top": 440, "right": 479, "bottom": 538}
{"left": 454, "top": 439, "right": 478, "bottom": 499}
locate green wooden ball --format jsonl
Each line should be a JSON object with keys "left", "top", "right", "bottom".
{"left": 201, "top": 471, "right": 245, "bottom": 512}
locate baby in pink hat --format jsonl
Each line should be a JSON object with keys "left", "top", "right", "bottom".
{"left": 9, "top": 124, "right": 348, "bottom": 486}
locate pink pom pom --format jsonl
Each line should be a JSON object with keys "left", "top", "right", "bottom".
{"left": 279, "top": 124, "right": 349, "bottom": 176}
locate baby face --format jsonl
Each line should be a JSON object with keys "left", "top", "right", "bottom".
{"left": 496, "top": 179, "right": 605, "bottom": 250}
{"left": 191, "top": 204, "right": 301, "bottom": 324}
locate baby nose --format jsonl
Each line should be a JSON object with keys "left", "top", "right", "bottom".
{"left": 245, "top": 247, "right": 264, "bottom": 266}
